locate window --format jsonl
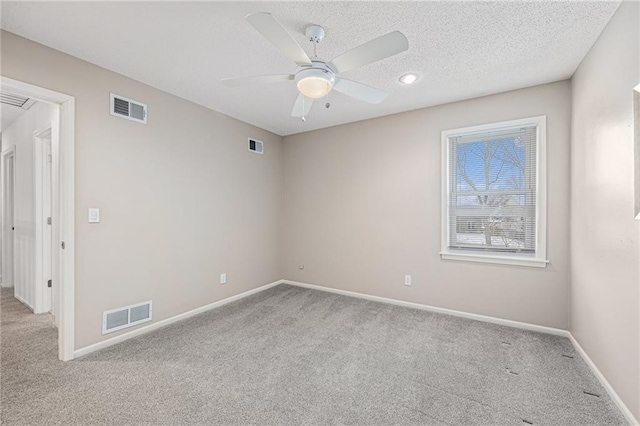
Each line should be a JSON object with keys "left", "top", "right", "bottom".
{"left": 441, "top": 116, "right": 547, "bottom": 267}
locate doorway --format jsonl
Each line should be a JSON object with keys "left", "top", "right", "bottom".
{"left": 0, "top": 77, "right": 75, "bottom": 361}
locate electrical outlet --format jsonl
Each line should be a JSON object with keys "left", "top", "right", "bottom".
{"left": 220, "top": 273, "right": 227, "bottom": 284}
{"left": 404, "top": 275, "right": 412, "bottom": 286}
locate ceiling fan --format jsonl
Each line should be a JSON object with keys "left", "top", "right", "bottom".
{"left": 221, "top": 12, "right": 409, "bottom": 120}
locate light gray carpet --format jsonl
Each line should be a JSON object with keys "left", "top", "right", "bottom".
{"left": 1, "top": 284, "right": 627, "bottom": 425}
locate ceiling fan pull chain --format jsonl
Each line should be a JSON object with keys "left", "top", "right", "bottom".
{"left": 314, "top": 42, "right": 318, "bottom": 58}
{"left": 325, "top": 83, "right": 331, "bottom": 109}
{"left": 301, "top": 96, "right": 306, "bottom": 122}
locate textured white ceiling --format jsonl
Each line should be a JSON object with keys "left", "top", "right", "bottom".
{"left": 0, "top": 1, "right": 620, "bottom": 136}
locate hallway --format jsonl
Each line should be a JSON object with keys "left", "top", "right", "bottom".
{"left": 1, "top": 288, "right": 57, "bottom": 424}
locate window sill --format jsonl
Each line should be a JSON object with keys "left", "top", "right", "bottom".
{"left": 440, "top": 250, "right": 549, "bottom": 268}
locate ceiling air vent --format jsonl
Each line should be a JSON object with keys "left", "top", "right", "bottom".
{"left": 0, "top": 91, "right": 37, "bottom": 109}
{"left": 102, "top": 300, "right": 152, "bottom": 334}
{"left": 248, "top": 138, "right": 264, "bottom": 154}
{"left": 110, "top": 93, "right": 147, "bottom": 124}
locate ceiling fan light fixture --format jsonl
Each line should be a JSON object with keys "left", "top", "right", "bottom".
{"left": 223, "top": 12, "right": 409, "bottom": 118}
{"left": 295, "top": 65, "right": 335, "bottom": 99}
{"left": 399, "top": 73, "right": 419, "bottom": 85}
{"left": 297, "top": 76, "right": 332, "bottom": 98}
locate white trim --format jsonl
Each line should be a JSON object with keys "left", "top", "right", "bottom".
{"left": 14, "top": 292, "right": 34, "bottom": 312}
{"left": 634, "top": 84, "right": 640, "bottom": 220}
{"left": 1, "top": 77, "right": 76, "bottom": 361}
{"left": 536, "top": 116, "right": 548, "bottom": 260}
{"left": 1, "top": 145, "right": 16, "bottom": 291}
{"left": 74, "top": 280, "right": 283, "bottom": 358}
{"left": 440, "top": 251, "right": 549, "bottom": 268}
{"left": 567, "top": 333, "right": 639, "bottom": 425}
{"left": 33, "top": 124, "right": 55, "bottom": 314}
{"left": 283, "top": 280, "right": 567, "bottom": 336}
{"left": 33, "top": 128, "right": 44, "bottom": 312}
{"left": 440, "top": 115, "right": 548, "bottom": 267}
{"left": 59, "top": 93, "right": 75, "bottom": 361}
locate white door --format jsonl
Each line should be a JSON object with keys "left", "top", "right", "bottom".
{"left": 43, "top": 137, "right": 53, "bottom": 313}
{"left": 3, "top": 154, "right": 15, "bottom": 288}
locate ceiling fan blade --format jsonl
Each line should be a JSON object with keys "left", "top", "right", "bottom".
{"left": 221, "top": 74, "right": 294, "bottom": 87}
{"left": 328, "top": 31, "right": 409, "bottom": 74}
{"left": 291, "top": 92, "right": 314, "bottom": 117}
{"left": 333, "top": 78, "right": 388, "bottom": 104}
{"left": 246, "top": 12, "right": 312, "bottom": 67}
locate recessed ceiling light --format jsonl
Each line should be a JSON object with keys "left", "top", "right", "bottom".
{"left": 399, "top": 73, "right": 419, "bottom": 85}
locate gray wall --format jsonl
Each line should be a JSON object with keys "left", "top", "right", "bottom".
{"left": 283, "top": 81, "right": 571, "bottom": 329}
{"left": 570, "top": 1, "right": 640, "bottom": 420}
{"left": 1, "top": 31, "right": 284, "bottom": 349}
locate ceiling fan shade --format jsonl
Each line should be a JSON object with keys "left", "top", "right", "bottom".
{"left": 297, "top": 77, "right": 332, "bottom": 98}
{"left": 295, "top": 65, "right": 336, "bottom": 99}
{"left": 245, "top": 12, "right": 312, "bottom": 66}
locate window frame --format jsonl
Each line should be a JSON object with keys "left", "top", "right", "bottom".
{"left": 634, "top": 84, "right": 640, "bottom": 220}
{"left": 440, "top": 116, "right": 548, "bottom": 268}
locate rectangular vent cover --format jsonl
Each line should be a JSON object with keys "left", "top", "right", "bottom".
{"left": 248, "top": 138, "right": 264, "bottom": 154}
{"left": 0, "top": 91, "right": 37, "bottom": 109}
{"left": 102, "top": 300, "right": 152, "bottom": 334}
{"left": 110, "top": 93, "right": 147, "bottom": 124}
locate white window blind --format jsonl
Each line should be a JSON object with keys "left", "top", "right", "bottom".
{"left": 447, "top": 125, "right": 537, "bottom": 253}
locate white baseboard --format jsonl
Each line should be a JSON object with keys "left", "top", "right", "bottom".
{"left": 283, "top": 280, "right": 569, "bottom": 337}
{"left": 567, "top": 333, "right": 639, "bottom": 425}
{"left": 15, "top": 293, "right": 35, "bottom": 312}
{"left": 74, "top": 279, "right": 283, "bottom": 358}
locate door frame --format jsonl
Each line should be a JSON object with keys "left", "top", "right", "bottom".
{"left": 1, "top": 76, "right": 75, "bottom": 361}
{"left": 34, "top": 124, "right": 56, "bottom": 315}
{"left": 1, "top": 145, "right": 16, "bottom": 291}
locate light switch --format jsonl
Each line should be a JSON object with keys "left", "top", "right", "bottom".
{"left": 88, "top": 208, "right": 100, "bottom": 223}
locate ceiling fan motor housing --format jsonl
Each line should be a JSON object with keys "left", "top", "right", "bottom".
{"left": 305, "top": 25, "right": 325, "bottom": 44}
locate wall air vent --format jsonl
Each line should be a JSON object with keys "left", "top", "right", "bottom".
{"left": 0, "top": 91, "right": 36, "bottom": 109}
{"left": 102, "top": 300, "right": 152, "bottom": 334}
{"left": 248, "top": 138, "right": 264, "bottom": 154}
{"left": 110, "top": 93, "right": 147, "bottom": 124}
